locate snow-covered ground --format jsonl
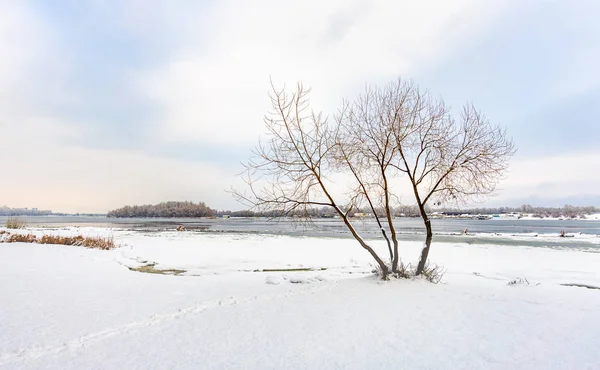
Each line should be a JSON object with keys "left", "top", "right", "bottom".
{"left": 517, "top": 213, "right": 600, "bottom": 221}
{"left": 1, "top": 227, "right": 600, "bottom": 369}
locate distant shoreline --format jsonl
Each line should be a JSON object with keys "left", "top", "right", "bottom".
{"left": 2, "top": 213, "right": 600, "bottom": 221}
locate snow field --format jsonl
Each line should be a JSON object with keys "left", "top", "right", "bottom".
{"left": 1, "top": 228, "right": 599, "bottom": 369}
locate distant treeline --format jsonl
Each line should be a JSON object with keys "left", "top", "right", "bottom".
{"left": 217, "top": 206, "right": 445, "bottom": 218}
{"left": 107, "top": 201, "right": 215, "bottom": 218}
{"left": 5, "top": 203, "right": 599, "bottom": 219}
{"left": 0, "top": 206, "right": 52, "bottom": 216}
{"left": 217, "top": 204, "right": 599, "bottom": 219}
{"left": 436, "top": 205, "right": 598, "bottom": 218}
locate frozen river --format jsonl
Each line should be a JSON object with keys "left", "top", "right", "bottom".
{"left": 2, "top": 216, "right": 599, "bottom": 250}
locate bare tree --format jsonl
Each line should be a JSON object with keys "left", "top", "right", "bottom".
{"left": 334, "top": 81, "right": 419, "bottom": 274}
{"left": 235, "top": 78, "right": 514, "bottom": 279}
{"left": 234, "top": 81, "right": 394, "bottom": 278}
{"left": 386, "top": 82, "right": 515, "bottom": 275}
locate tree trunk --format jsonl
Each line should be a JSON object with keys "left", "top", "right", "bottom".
{"left": 339, "top": 213, "right": 390, "bottom": 279}
{"left": 387, "top": 201, "right": 400, "bottom": 273}
{"left": 315, "top": 176, "right": 390, "bottom": 278}
{"left": 391, "top": 238, "right": 400, "bottom": 273}
{"left": 409, "top": 179, "right": 433, "bottom": 276}
{"left": 415, "top": 217, "right": 432, "bottom": 275}
{"left": 382, "top": 174, "right": 400, "bottom": 273}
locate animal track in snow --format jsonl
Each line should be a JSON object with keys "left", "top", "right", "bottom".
{"left": 0, "top": 280, "right": 336, "bottom": 366}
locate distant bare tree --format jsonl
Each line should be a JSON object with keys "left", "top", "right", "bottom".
{"left": 235, "top": 78, "right": 515, "bottom": 279}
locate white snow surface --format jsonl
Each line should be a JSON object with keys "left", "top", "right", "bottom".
{"left": 588, "top": 212, "right": 600, "bottom": 220}
{"left": 1, "top": 227, "right": 600, "bottom": 369}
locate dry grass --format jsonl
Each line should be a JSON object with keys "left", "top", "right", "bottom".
{"left": 1, "top": 232, "right": 116, "bottom": 250}
{"left": 420, "top": 263, "right": 445, "bottom": 284}
{"left": 5, "top": 217, "right": 25, "bottom": 229}
{"left": 507, "top": 277, "right": 530, "bottom": 286}
{"left": 392, "top": 262, "right": 412, "bottom": 279}
{"left": 373, "top": 261, "right": 444, "bottom": 283}
{"left": 78, "top": 236, "right": 115, "bottom": 250}
{"left": 6, "top": 233, "right": 37, "bottom": 243}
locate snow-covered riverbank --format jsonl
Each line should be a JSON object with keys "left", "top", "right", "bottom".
{"left": 1, "top": 228, "right": 599, "bottom": 369}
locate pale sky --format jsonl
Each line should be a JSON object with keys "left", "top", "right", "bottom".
{"left": 1, "top": 0, "right": 599, "bottom": 213}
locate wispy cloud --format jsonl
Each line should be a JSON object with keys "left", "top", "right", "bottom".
{"left": 131, "top": 0, "right": 508, "bottom": 145}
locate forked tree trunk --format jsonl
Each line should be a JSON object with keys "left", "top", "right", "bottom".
{"left": 338, "top": 212, "right": 390, "bottom": 278}
{"left": 410, "top": 181, "right": 434, "bottom": 276}
{"left": 318, "top": 183, "right": 390, "bottom": 279}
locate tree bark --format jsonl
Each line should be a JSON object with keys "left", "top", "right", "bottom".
{"left": 382, "top": 174, "right": 401, "bottom": 273}
{"left": 415, "top": 215, "right": 432, "bottom": 276}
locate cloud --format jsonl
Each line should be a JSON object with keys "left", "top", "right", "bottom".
{"left": 415, "top": 1, "right": 600, "bottom": 157}
{"left": 490, "top": 150, "right": 600, "bottom": 207}
{"left": 3, "top": 1, "right": 597, "bottom": 212}
{"left": 131, "top": 0, "right": 508, "bottom": 146}
{"left": 0, "top": 2, "right": 71, "bottom": 119}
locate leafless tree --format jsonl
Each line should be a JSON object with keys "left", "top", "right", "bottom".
{"left": 235, "top": 78, "right": 515, "bottom": 279}
{"left": 334, "top": 81, "right": 419, "bottom": 274}
{"left": 386, "top": 80, "right": 515, "bottom": 275}
{"left": 234, "top": 81, "right": 394, "bottom": 278}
